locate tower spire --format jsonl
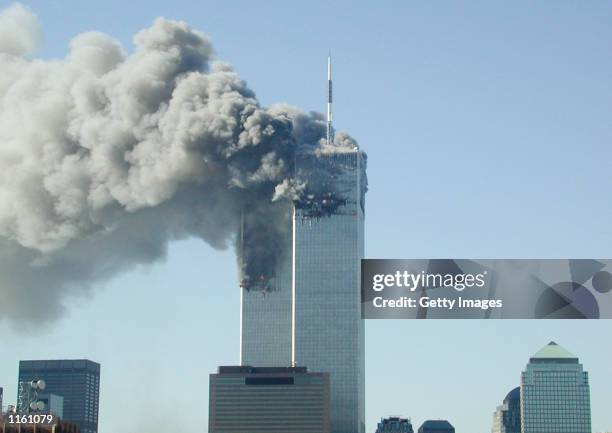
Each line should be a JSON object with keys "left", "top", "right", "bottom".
{"left": 326, "top": 52, "right": 334, "bottom": 145}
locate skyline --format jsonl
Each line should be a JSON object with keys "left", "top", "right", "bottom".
{"left": 1, "top": 1, "right": 612, "bottom": 433}
{"left": 1, "top": 337, "right": 607, "bottom": 432}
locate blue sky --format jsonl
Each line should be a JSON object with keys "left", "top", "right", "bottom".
{"left": 1, "top": 1, "right": 611, "bottom": 432}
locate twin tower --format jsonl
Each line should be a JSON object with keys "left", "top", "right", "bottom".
{"left": 240, "top": 130, "right": 367, "bottom": 433}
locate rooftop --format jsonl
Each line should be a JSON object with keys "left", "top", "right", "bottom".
{"left": 217, "top": 366, "right": 308, "bottom": 374}
{"left": 530, "top": 341, "right": 578, "bottom": 362}
{"left": 504, "top": 386, "right": 520, "bottom": 403}
{"left": 19, "top": 359, "right": 100, "bottom": 372}
{"left": 420, "top": 420, "right": 454, "bottom": 429}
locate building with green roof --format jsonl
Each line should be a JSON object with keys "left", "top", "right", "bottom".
{"left": 521, "top": 341, "right": 591, "bottom": 433}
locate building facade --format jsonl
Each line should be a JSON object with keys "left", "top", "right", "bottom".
{"left": 37, "top": 393, "right": 65, "bottom": 418}
{"left": 209, "top": 366, "right": 330, "bottom": 433}
{"left": 521, "top": 341, "right": 591, "bottom": 433}
{"left": 376, "top": 416, "right": 414, "bottom": 433}
{"left": 491, "top": 387, "right": 520, "bottom": 433}
{"left": 417, "top": 420, "right": 455, "bottom": 433}
{"left": 241, "top": 150, "right": 366, "bottom": 433}
{"left": 18, "top": 360, "right": 100, "bottom": 433}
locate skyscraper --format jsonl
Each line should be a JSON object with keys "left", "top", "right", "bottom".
{"left": 241, "top": 149, "right": 366, "bottom": 433}
{"left": 209, "top": 366, "right": 330, "bottom": 433}
{"left": 521, "top": 341, "right": 591, "bottom": 433}
{"left": 18, "top": 360, "right": 100, "bottom": 433}
{"left": 491, "top": 387, "right": 520, "bottom": 433}
{"left": 240, "top": 57, "right": 366, "bottom": 433}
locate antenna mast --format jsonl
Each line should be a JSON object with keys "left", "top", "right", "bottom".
{"left": 326, "top": 53, "right": 334, "bottom": 145}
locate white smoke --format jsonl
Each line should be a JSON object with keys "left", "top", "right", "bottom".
{"left": 0, "top": 4, "right": 360, "bottom": 326}
{"left": 0, "top": 3, "right": 42, "bottom": 56}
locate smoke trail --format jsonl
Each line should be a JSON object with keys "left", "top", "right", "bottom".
{"left": 0, "top": 3, "right": 361, "bottom": 325}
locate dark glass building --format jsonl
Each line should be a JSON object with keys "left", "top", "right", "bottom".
{"left": 18, "top": 360, "right": 100, "bottom": 433}
{"left": 521, "top": 341, "right": 591, "bottom": 433}
{"left": 209, "top": 366, "right": 330, "bottom": 433}
{"left": 417, "top": 420, "right": 455, "bottom": 433}
{"left": 491, "top": 387, "right": 521, "bottom": 433}
{"left": 376, "top": 416, "right": 414, "bottom": 433}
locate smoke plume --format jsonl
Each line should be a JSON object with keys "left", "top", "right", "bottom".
{"left": 0, "top": 4, "right": 361, "bottom": 325}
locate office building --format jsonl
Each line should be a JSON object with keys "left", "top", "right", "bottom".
{"left": 0, "top": 386, "right": 3, "bottom": 412}
{"left": 521, "top": 341, "right": 591, "bottom": 433}
{"left": 18, "top": 360, "right": 100, "bottom": 433}
{"left": 376, "top": 416, "right": 414, "bottom": 433}
{"left": 240, "top": 57, "right": 366, "bottom": 433}
{"left": 417, "top": 420, "right": 455, "bottom": 433}
{"left": 491, "top": 387, "right": 520, "bottom": 433}
{"left": 209, "top": 366, "right": 330, "bottom": 433}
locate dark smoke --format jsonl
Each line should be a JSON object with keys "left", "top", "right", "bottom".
{"left": 0, "top": 4, "right": 362, "bottom": 325}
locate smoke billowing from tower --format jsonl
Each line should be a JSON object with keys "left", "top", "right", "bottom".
{"left": 0, "top": 3, "right": 363, "bottom": 325}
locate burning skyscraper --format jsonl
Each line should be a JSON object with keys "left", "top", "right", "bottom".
{"left": 240, "top": 56, "right": 366, "bottom": 433}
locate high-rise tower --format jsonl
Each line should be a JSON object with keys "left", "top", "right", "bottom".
{"left": 240, "top": 57, "right": 366, "bottom": 433}
{"left": 18, "top": 359, "right": 100, "bottom": 433}
{"left": 521, "top": 342, "right": 591, "bottom": 433}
